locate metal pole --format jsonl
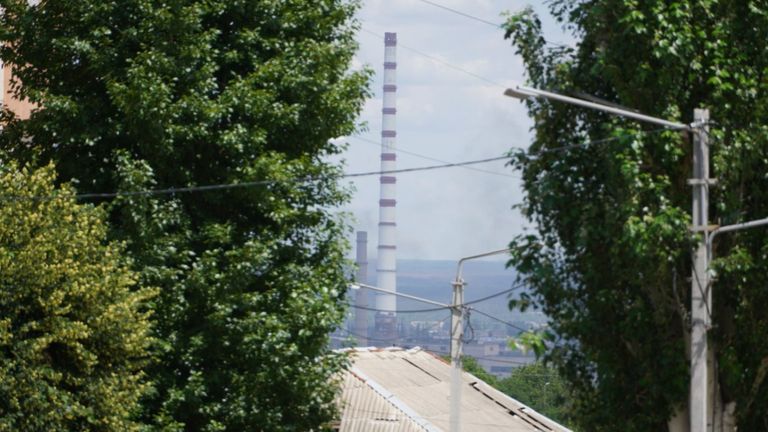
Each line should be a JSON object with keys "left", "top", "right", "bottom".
{"left": 504, "top": 87, "right": 719, "bottom": 432}
{"left": 449, "top": 277, "right": 464, "bottom": 432}
{"left": 505, "top": 87, "right": 691, "bottom": 131}
{"left": 354, "top": 231, "right": 369, "bottom": 346}
{"left": 690, "top": 108, "right": 711, "bottom": 432}
{"left": 450, "top": 248, "right": 511, "bottom": 432}
{"left": 351, "top": 282, "right": 450, "bottom": 308}
{"left": 707, "top": 216, "right": 768, "bottom": 259}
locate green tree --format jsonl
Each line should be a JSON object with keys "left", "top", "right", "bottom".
{"left": 0, "top": 0, "right": 369, "bottom": 430}
{"left": 0, "top": 163, "right": 154, "bottom": 431}
{"left": 460, "top": 355, "right": 499, "bottom": 387}
{"left": 504, "top": 2, "right": 768, "bottom": 430}
{"left": 461, "top": 356, "right": 573, "bottom": 427}
{"left": 498, "top": 363, "right": 573, "bottom": 428}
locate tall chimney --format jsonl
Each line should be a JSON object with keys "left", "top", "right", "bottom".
{"left": 354, "top": 231, "right": 368, "bottom": 346}
{"left": 374, "top": 32, "right": 398, "bottom": 342}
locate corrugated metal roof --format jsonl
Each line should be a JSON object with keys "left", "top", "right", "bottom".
{"left": 336, "top": 347, "right": 572, "bottom": 432}
{"left": 337, "top": 364, "right": 437, "bottom": 431}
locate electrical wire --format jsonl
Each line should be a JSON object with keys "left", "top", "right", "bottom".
{"left": 346, "top": 282, "right": 532, "bottom": 332}
{"left": 0, "top": 155, "right": 511, "bottom": 202}
{"left": 469, "top": 308, "right": 529, "bottom": 333}
{"left": 348, "top": 303, "right": 450, "bottom": 313}
{"left": 463, "top": 283, "right": 525, "bottom": 307}
{"left": 350, "top": 135, "right": 518, "bottom": 179}
{"left": 690, "top": 254, "right": 712, "bottom": 323}
{"left": 337, "top": 328, "right": 404, "bottom": 343}
{"left": 413, "top": 0, "right": 573, "bottom": 48}
{"left": 509, "top": 126, "right": 673, "bottom": 158}
{"left": 345, "top": 155, "right": 509, "bottom": 177}
{"left": 334, "top": 329, "right": 535, "bottom": 366}
{"left": 462, "top": 307, "right": 475, "bottom": 343}
{"left": 0, "top": 128, "right": 671, "bottom": 202}
{"left": 416, "top": 0, "right": 502, "bottom": 28}
{"left": 417, "top": 348, "right": 536, "bottom": 366}
{"left": 360, "top": 27, "right": 504, "bottom": 88}
{"left": 348, "top": 283, "right": 527, "bottom": 312}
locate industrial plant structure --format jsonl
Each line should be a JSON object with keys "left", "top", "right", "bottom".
{"left": 374, "top": 32, "right": 399, "bottom": 341}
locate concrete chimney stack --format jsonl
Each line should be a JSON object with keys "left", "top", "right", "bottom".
{"left": 374, "top": 32, "right": 398, "bottom": 341}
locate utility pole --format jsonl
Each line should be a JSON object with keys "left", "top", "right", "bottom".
{"left": 504, "top": 87, "right": 721, "bottom": 432}
{"left": 690, "top": 109, "right": 712, "bottom": 432}
{"left": 354, "top": 231, "right": 369, "bottom": 346}
{"left": 450, "top": 248, "right": 511, "bottom": 432}
{"left": 449, "top": 275, "right": 464, "bottom": 432}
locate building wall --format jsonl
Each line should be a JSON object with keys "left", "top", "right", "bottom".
{"left": 2, "top": 64, "right": 34, "bottom": 120}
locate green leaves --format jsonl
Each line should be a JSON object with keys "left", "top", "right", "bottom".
{"left": 504, "top": 0, "right": 768, "bottom": 429}
{"left": 0, "top": 0, "right": 369, "bottom": 430}
{"left": 510, "top": 330, "right": 551, "bottom": 358}
{"left": 0, "top": 163, "right": 154, "bottom": 431}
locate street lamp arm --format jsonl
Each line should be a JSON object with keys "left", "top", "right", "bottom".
{"left": 503, "top": 84, "right": 710, "bottom": 432}
{"left": 711, "top": 216, "right": 768, "bottom": 240}
{"left": 706, "top": 216, "right": 768, "bottom": 259}
{"left": 350, "top": 282, "right": 450, "bottom": 308}
{"left": 504, "top": 86, "right": 692, "bottom": 131}
{"left": 454, "top": 248, "right": 512, "bottom": 284}
{"left": 450, "top": 247, "right": 512, "bottom": 432}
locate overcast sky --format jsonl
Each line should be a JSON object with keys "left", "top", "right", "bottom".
{"left": 337, "top": 0, "right": 573, "bottom": 261}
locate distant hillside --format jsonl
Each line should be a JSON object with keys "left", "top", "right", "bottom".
{"left": 396, "top": 259, "right": 517, "bottom": 304}
{"left": 354, "top": 259, "right": 547, "bottom": 330}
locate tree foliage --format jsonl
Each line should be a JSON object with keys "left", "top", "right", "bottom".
{"left": 504, "top": 1, "right": 768, "bottom": 430}
{"left": 497, "top": 363, "right": 573, "bottom": 428}
{"left": 0, "top": 163, "right": 154, "bottom": 431}
{"left": 0, "top": 0, "right": 370, "bottom": 430}
{"left": 461, "top": 357, "right": 573, "bottom": 428}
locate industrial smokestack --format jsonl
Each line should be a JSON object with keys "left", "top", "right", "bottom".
{"left": 354, "top": 231, "right": 368, "bottom": 346}
{"left": 374, "top": 32, "right": 398, "bottom": 342}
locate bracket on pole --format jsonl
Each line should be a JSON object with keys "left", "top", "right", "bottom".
{"left": 687, "top": 178, "right": 718, "bottom": 186}
{"left": 689, "top": 224, "right": 720, "bottom": 233}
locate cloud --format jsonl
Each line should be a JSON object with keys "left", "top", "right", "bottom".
{"left": 342, "top": 0, "right": 569, "bottom": 260}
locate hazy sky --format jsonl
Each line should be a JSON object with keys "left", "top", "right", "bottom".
{"left": 337, "top": 0, "right": 573, "bottom": 261}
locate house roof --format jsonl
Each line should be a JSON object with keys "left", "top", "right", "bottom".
{"left": 336, "top": 347, "right": 571, "bottom": 432}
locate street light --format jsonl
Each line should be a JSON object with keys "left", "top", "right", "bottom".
{"left": 504, "top": 85, "right": 714, "bottom": 432}
{"left": 354, "top": 247, "right": 512, "bottom": 432}
{"left": 707, "top": 217, "right": 768, "bottom": 261}
{"left": 450, "top": 248, "right": 511, "bottom": 432}
{"left": 504, "top": 86, "right": 692, "bottom": 131}
{"left": 349, "top": 282, "right": 450, "bottom": 308}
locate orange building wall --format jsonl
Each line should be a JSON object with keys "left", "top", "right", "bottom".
{"left": 2, "top": 65, "right": 34, "bottom": 120}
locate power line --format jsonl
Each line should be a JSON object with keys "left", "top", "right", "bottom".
{"left": 360, "top": 27, "right": 503, "bottom": 87}
{"left": 335, "top": 329, "right": 534, "bottom": 366}
{"left": 345, "top": 155, "right": 509, "bottom": 178}
{"left": 349, "top": 283, "right": 526, "bottom": 312}
{"left": 416, "top": 0, "right": 501, "bottom": 28}
{"left": 346, "top": 284, "right": 532, "bottom": 332}
{"left": 348, "top": 303, "right": 450, "bottom": 313}
{"left": 0, "top": 155, "right": 511, "bottom": 202}
{"left": 350, "top": 135, "right": 518, "bottom": 179}
{"left": 463, "top": 283, "right": 525, "bottom": 307}
{"left": 0, "top": 128, "right": 672, "bottom": 202}
{"left": 413, "top": 0, "right": 573, "bottom": 48}
{"left": 469, "top": 308, "right": 529, "bottom": 333}
{"left": 423, "top": 348, "right": 535, "bottom": 366}
{"left": 509, "top": 127, "right": 673, "bottom": 158}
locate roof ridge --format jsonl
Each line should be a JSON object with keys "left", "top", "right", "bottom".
{"left": 349, "top": 367, "right": 443, "bottom": 432}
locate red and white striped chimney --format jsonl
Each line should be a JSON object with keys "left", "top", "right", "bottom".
{"left": 374, "top": 32, "right": 398, "bottom": 340}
